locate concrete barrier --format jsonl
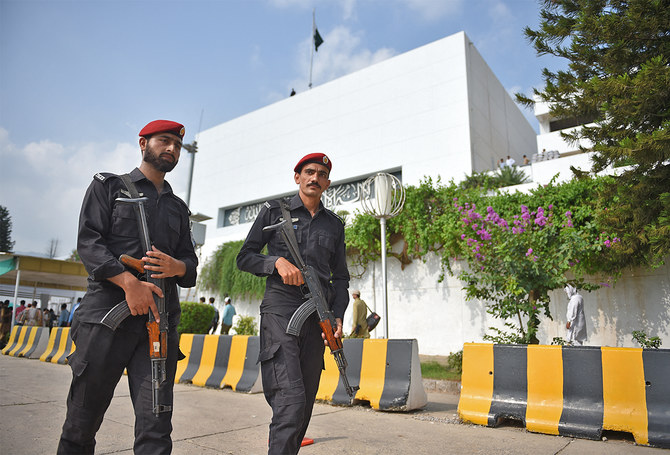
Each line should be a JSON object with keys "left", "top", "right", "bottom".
{"left": 1, "top": 326, "right": 50, "bottom": 359}
{"left": 458, "top": 343, "right": 670, "bottom": 449}
{"left": 39, "top": 327, "right": 75, "bottom": 364}
{"left": 317, "top": 338, "right": 427, "bottom": 411}
{"left": 175, "top": 334, "right": 262, "bottom": 393}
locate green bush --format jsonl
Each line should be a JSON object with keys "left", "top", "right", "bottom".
{"left": 233, "top": 315, "right": 258, "bottom": 336}
{"left": 178, "top": 301, "right": 214, "bottom": 335}
{"left": 632, "top": 330, "right": 662, "bottom": 349}
{"left": 551, "top": 337, "right": 567, "bottom": 346}
{"left": 447, "top": 350, "right": 463, "bottom": 375}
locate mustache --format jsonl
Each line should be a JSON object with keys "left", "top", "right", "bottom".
{"left": 307, "top": 182, "right": 321, "bottom": 189}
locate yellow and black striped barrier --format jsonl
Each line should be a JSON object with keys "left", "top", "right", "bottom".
{"left": 316, "top": 338, "right": 427, "bottom": 411}
{"left": 39, "top": 327, "right": 76, "bottom": 364}
{"left": 1, "top": 326, "right": 50, "bottom": 359}
{"left": 175, "top": 334, "right": 262, "bottom": 393}
{"left": 458, "top": 343, "right": 670, "bottom": 449}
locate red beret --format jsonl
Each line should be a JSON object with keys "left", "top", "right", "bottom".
{"left": 294, "top": 153, "right": 332, "bottom": 173}
{"left": 139, "top": 120, "right": 185, "bottom": 139}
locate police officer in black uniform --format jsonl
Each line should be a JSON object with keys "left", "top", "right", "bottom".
{"left": 237, "top": 153, "right": 350, "bottom": 455}
{"left": 58, "top": 120, "right": 198, "bottom": 454}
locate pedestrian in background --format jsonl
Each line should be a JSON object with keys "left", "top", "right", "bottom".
{"left": 58, "top": 304, "right": 70, "bottom": 327}
{"left": 565, "top": 284, "right": 587, "bottom": 345}
{"left": 209, "top": 297, "right": 220, "bottom": 334}
{"left": 349, "top": 290, "right": 369, "bottom": 338}
{"left": 221, "top": 297, "right": 236, "bottom": 334}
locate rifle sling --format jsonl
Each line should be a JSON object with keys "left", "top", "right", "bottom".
{"left": 278, "top": 199, "right": 306, "bottom": 267}
{"left": 119, "top": 173, "right": 141, "bottom": 198}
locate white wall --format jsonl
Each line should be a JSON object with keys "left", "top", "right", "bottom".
{"left": 466, "top": 41, "right": 537, "bottom": 173}
{"left": 344, "top": 251, "right": 670, "bottom": 354}
{"left": 220, "top": 248, "right": 670, "bottom": 355}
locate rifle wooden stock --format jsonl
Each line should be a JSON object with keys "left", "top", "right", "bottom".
{"left": 147, "top": 320, "right": 167, "bottom": 359}
{"left": 120, "top": 254, "right": 145, "bottom": 275}
{"left": 319, "top": 319, "right": 343, "bottom": 351}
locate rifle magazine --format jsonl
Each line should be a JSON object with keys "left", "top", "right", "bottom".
{"left": 286, "top": 299, "right": 317, "bottom": 336}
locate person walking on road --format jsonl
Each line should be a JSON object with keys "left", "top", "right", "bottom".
{"left": 221, "top": 297, "right": 236, "bottom": 334}
{"left": 57, "top": 119, "right": 198, "bottom": 454}
{"left": 209, "top": 297, "right": 220, "bottom": 334}
{"left": 237, "top": 152, "right": 350, "bottom": 454}
{"left": 565, "top": 284, "right": 587, "bottom": 345}
{"left": 349, "top": 290, "right": 370, "bottom": 338}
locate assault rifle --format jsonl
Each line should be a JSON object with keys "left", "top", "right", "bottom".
{"left": 99, "top": 196, "right": 171, "bottom": 417}
{"left": 263, "top": 217, "right": 359, "bottom": 399}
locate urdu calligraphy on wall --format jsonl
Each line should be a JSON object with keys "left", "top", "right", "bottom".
{"left": 218, "top": 171, "right": 401, "bottom": 227}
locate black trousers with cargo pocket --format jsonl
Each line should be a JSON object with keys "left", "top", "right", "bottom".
{"left": 259, "top": 312, "right": 325, "bottom": 455}
{"left": 57, "top": 318, "right": 179, "bottom": 455}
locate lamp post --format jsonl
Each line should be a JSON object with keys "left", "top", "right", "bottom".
{"left": 182, "top": 140, "right": 197, "bottom": 207}
{"left": 360, "top": 173, "right": 405, "bottom": 338}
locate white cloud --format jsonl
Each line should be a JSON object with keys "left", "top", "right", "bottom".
{"left": 0, "top": 128, "right": 191, "bottom": 257}
{"left": 289, "top": 25, "right": 396, "bottom": 90}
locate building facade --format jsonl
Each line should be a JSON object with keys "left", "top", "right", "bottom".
{"left": 188, "top": 32, "right": 669, "bottom": 353}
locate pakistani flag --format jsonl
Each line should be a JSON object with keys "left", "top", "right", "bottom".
{"left": 314, "top": 27, "right": 324, "bottom": 51}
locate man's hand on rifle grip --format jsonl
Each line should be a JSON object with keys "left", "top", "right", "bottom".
{"left": 275, "top": 257, "right": 304, "bottom": 286}
{"left": 108, "top": 271, "right": 162, "bottom": 322}
{"left": 322, "top": 318, "right": 343, "bottom": 346}
{"left": 143, "top": 245, "right": 186, "bottom": 279}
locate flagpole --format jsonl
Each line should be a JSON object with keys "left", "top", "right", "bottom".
{"left": 309, "top": 8, "right": 315, "bottom": 89}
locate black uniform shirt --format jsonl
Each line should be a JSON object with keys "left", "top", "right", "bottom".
{"left": 236, "top": 194, "right": 350, "bottom": 319}
{"left": 76, "top": 167, "right": 198, "bottom": 330}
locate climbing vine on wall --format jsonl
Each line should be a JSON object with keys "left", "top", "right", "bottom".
{"left": 200, "top": 174, "right": 635, "bottom": 343}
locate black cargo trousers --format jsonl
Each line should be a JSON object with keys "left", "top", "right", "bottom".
{"left": 57, "top": 317, "right": 179, "bottom": 454}
{"left": 259, "top": 312, "right": 325, "bottom": 455}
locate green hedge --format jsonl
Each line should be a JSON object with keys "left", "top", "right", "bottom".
{"left": 178, "top": 301, "right": 214, "bottom": 335}
{"left": 233, "top": 315, "right": 258, "bottom": 336}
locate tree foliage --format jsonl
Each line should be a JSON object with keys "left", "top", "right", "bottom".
{"left": 177, "top": 301, "right": 215, "bottom": 335}
{"left": 518, "top": 0, "right": 670, "bottom": 267}
{"left": 198, "top": 240, "right": 266, "bottom": 299}
{"left": 233, "top": 315, "right": 259, "bottom": 336}
{"left": 67, "top": 249, "right": 81, "bottom": 262}
{"left": 0, "top": 205, "right": 15, "bottom": 252}
{"left": 345, "top": 176, "right": 622, "bottom": 343}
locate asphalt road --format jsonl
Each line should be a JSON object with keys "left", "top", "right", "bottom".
{"left": 0, "top": 354, "right": 663, "bottom": 454}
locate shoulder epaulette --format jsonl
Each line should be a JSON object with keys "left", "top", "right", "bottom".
{"left": 264, "top": 200, "right": 281, "bottom": 209}
{"left": 93, "top": 172, "right": 117, "bottom": 183}
{"left": 170, "top": 194, "right": 192, "bottom": 216}
{"left": 325, "top": 208, "right": 346, "bottom": 225}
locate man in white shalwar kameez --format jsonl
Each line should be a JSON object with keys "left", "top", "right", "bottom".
{"left": 565, "top": 284, "right": 587, "bottom": 345}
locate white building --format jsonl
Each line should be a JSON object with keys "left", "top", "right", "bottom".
{"left": 192, "top": 31, "right": 536, "bottom": 254}
{"left": 189, "top": 32, "right": 669, "bottom": 354}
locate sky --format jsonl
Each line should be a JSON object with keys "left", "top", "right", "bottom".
{"left": 0, "top": 0, "right": 562, "bottom": 258}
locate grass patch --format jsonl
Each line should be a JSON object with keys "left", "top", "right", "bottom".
{"left": 420, "top": 361, "right": 461, "bottom": 381}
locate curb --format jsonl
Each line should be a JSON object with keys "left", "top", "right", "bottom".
{"left": 422, "top": 378, "right": 461, "bottom": 394}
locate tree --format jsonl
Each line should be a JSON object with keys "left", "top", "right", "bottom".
{"left": 67, "top": 249, "right": 81, "bottom": 262}
{"left": 453, "top": 196, "right": 611, "bottom": 343}
{"left": 0, "top": 206, "right": 14, "bottom": 252}
{"left": 518, "top": 0, "right": 670, "bottom": 268}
